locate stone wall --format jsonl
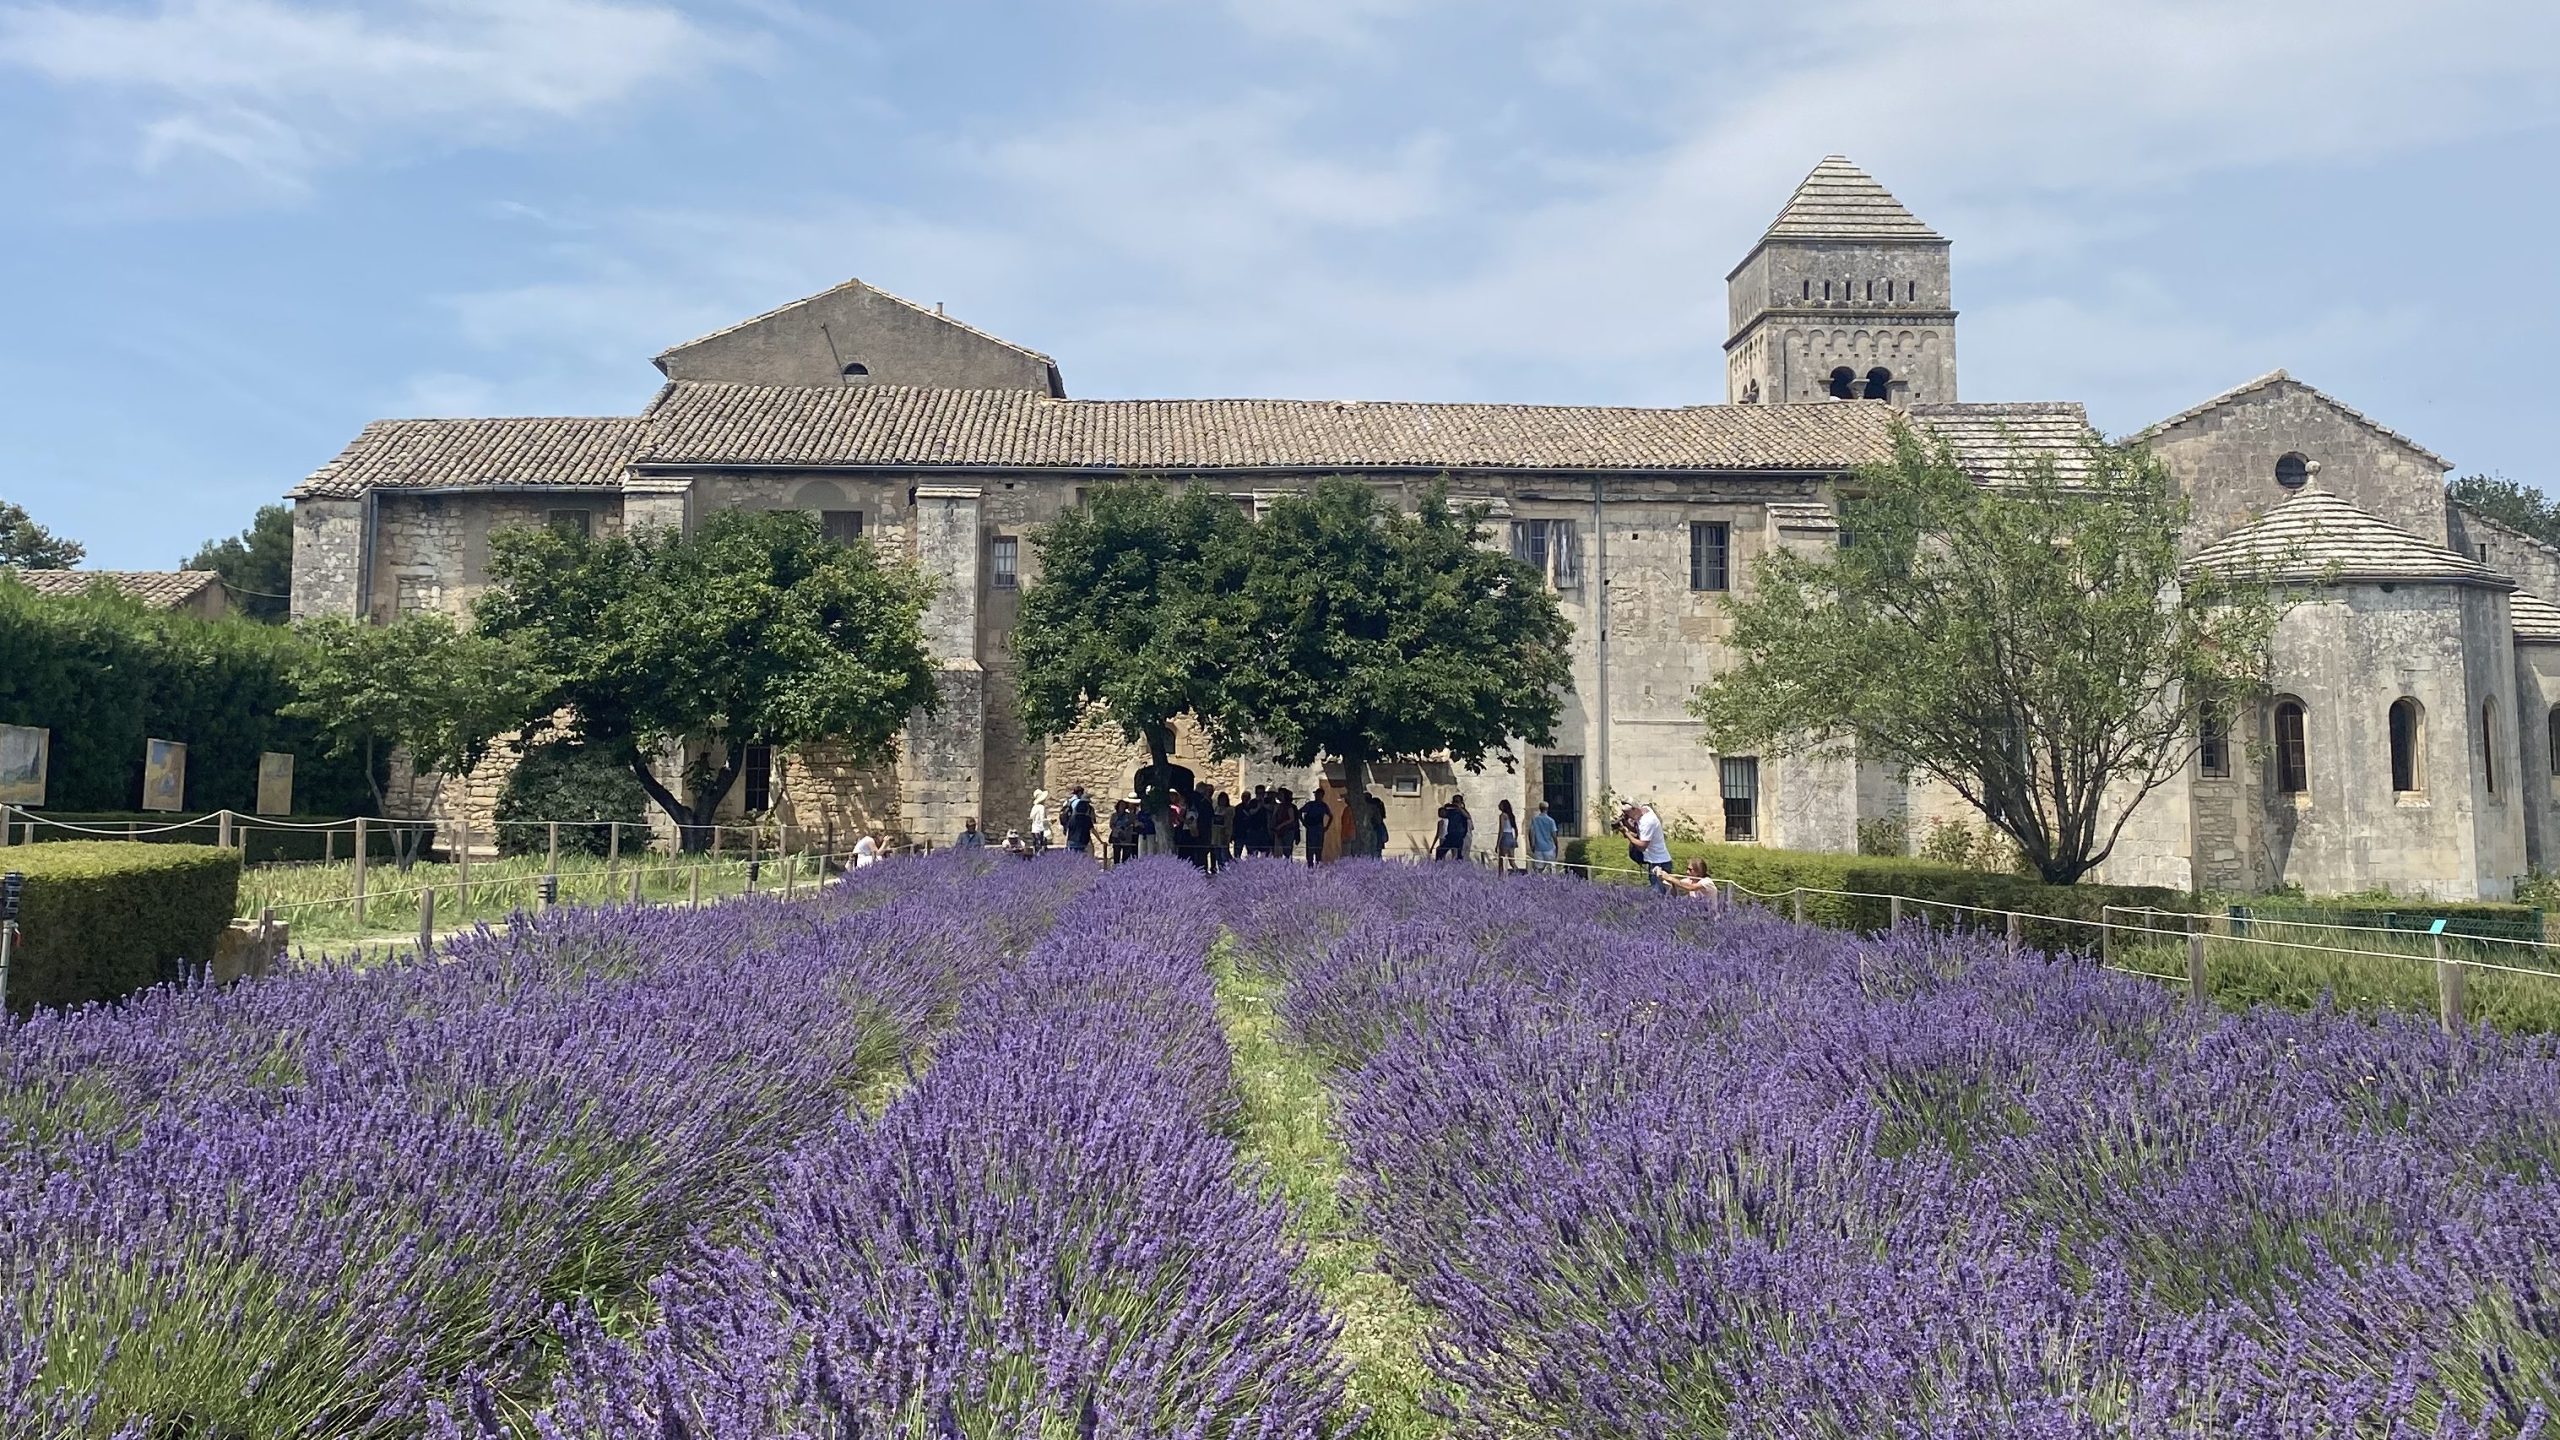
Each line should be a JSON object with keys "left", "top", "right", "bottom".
{"left": 1726, "top": 236, "right": 1957, "bottom": 404}
{"left": 656, "top": 280, "right": 1060, "bottom": 394}
{"left": 2147, "top": 380, "right": 2451, "bottom": 552}
{"left": 289, "top": 498, "right": 362, "bottom": 621}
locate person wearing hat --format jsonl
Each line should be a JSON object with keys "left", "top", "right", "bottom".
{"left": 1027, "top": 789, "right": 1050, "bottom": 854}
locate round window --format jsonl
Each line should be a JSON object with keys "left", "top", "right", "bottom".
{"left": 2275, "top": 452, "right": 2310, "bottom": 488}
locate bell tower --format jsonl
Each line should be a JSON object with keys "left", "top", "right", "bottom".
{"left": 1725, "top": 156, "right": 1957, "bottom": 406}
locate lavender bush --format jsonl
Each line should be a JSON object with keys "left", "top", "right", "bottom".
{"left": 477, "top": 858, "right": 1352, "bottom": 1439}
{"left": 1219, "top": 858, "right": 2560, "bottom": 1438}
{"left": 0, "top": 852, "right": 1093, "bottom": 1437}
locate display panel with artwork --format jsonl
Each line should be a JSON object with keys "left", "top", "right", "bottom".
{"left": 256, "top": 752, "right": 294, "bottom": 816}
{"left": 0, "top": 725, "right": 46, "bottom": 806}
{"left": 142, "top": 738, "right": 188, "bottom": 813}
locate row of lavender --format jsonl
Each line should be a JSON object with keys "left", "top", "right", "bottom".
{"left": 1219, "top": 859, "right": 2560, "bottom": 1437}
{"left": 0, "top": 853, "right": 1103, "bottom": 1437}
{"left": 439, "top": 855, "right": 1349, "bottom": 1437}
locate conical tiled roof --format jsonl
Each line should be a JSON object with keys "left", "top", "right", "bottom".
{"left": 1762, "top": 156, "right": 1943, "bottom": 241}
{"left": 2511, "top": 590, "right": 2560, "bottom": 643}
{"left": 2184, "top": 486, "right": 2509, "bottom": 587}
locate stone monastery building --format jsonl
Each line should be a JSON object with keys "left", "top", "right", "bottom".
{"left": 290, "top": 156, "right": 2560, "bottom": 899}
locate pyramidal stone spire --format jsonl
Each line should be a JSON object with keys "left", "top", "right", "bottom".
{"left": 1761, "top": 155, "right": 1943, "bottom": 241}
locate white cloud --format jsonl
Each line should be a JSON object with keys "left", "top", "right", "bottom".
{"left": 0, "top": 0, "right": 758, "bottom": 187}
{"left": 391, "top": 0, "right": 2560, "bottom": 417}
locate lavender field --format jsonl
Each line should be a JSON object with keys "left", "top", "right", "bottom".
{"left": 6, "top": 854, "right": 2560, "bottom": 1437}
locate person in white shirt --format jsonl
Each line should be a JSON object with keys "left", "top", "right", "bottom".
{"left": 853, "top": 833, "right": 879, "bottom": 868}
{"left": 1028, "top": 789, "right": 1050, "bottom": 853}
{"left": 1618, "top": 803, "right": 1674, "bottom": 892}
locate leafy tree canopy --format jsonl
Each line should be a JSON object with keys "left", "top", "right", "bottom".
{"left": 284, "top": 613, "right": 536, "bottom": 821}
{"left": 0, "top": 500, "right": 84, "bottom": 569}
{"left": 472, "top": 510, "right": 940, "bottom": 849}
{"left": 1013, "top": 480, "right": 1251, "bottom": 815}
{"left": 184, "top": 503, "right": 294, "bottom": 623}
{"left": 1213, "top": 477, "right": 1573, "bottom": 853}
{"left": 1692, "top": 425, "right": 2284, "bottom": 885}
{"left": 2448, "top": 473, "right": 2560, "bottom": 551}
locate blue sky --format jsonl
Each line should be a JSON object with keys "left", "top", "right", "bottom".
{"left": 3, "top": 0, "right": 2557, "bottom": 569}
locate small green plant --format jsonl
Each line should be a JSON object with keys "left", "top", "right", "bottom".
{"left": 1856, "top": 813, "right": 1910, "bottom": 857}
{"left": 495, "top": 742, "right": 651, "bottom": 858}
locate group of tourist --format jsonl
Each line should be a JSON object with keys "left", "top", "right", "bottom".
{"left": 947, "top": 788, "right": 1709, "bottom": 899}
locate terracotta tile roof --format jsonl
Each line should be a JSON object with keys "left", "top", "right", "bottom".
{"left": 290, "top": 386, "right": 2095, "bottom": 495}
{"left": 1759, "top": 156, "right": 1943, "bottom": 242}
{"left": 2127, "top": 369, "right": 2454, "bottom": 471}
{"left": 292, "top": 416, "right": 647, "bottom": 499}
{"left": 6, "top": 569, "right": 223, "bottom": 608}
{"left": 2512, "top": 590, "right": 2560, "bottom": 643}
{"left": 2184, "top": 486, "right": 2509, "bottom": 588}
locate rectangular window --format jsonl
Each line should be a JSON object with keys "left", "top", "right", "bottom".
{"left": 1541, "top": 755, "right": 1583, "bottom": 837}
{"left": 991, "top": 536, "right": 1019, "bottom": 589}
{"left": 821, "top": 509, "right": 865, "bottom": 545}
{"left": 2199, "top": 711, "right": 2229, "bottom": 778}
{"left": 1509, "top": 519, "right": 1579, "bottom": 588}
{"left": 1390, "top": 775, "right": 1422, "bottom": 797}
{"left": 1690, "top": 521, "right": 1730, "bottom": 591}
{"left": 1720, "top": 756, "right": 1759, "bottom": 842}
{"left": 1509, "top": 519, "right": 1550, "bottom": 578}
{"left": 743, "top": 744, "right": 773, "bottom": 814}
{"left": 546, "top": 508, "right": 592, "bottom": 538}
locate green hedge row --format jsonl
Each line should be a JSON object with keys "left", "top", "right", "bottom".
{"left": 3, "top": 841, "right": 241, "bottom": 1010}
{"left": 9, "top": 812, "right": 396, "bottom": 865}
{"left": 1563, "top": 836, "right": 2194, "bottom": 952}
{"left": 0, "top": 579, "right": 375, "bottom": 815}
{"left": 2229, "top": 898, "right": 2543, "bottom": 943}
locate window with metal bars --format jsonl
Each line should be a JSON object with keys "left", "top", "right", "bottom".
{"left": 1720, "top": 756, "right": 1758, "bottom": 841}
{"left": 991, "top": 536, "right": 1019, "bottom": 589}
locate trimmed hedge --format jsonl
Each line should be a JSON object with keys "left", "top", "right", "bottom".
{"left": 0, "top": 579, "right": 375, "bottom": 814}
{"left": 2230, "top": 898, "right": 2543, "bottom": 944}
{"left": 13, "top": 811, "right": 388, "bottom": 865}
{"left": 1563, "top": 836, "right": 2195, "bottom": 952}
{"left": 494, "top": 742, "right": 651, "bottom": 858}
{"left": 0, "top": 841, "right": 241, "bottom": 1011}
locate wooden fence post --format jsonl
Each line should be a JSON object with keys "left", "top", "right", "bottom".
{"left": 352, "top": 816, "right": 368, "bottom": 926}
{"left": 689, "top": 866, "right": 702, "bottom": 910}
{"left": 0, "top": 804, "right": 12, "bottom": 847}
{"left": 456, "top": 820, "right": 471, "bottom": 906}
{"left": 1792, "top": 889, "right": 1805, "bottom": 925}
{"left": 628, "top": 864, "right": 642, "bottom": 905}
{"left": 1888, "top": 894, "right": 1903, "bottom": 929}
{"left": 217, "top": 809, "right": 234, "bottom": 850}
{"left": 2099, "top": 905, "right": 2114, "bottom": 968}
{"left": 606, "top": 821, "right": 619, "bottom": 875}
{"left": 2007, "top": 910, "right": 2023, "bottom": 953}
{"left": 419, "top": 886, "right": 435, "bottom": 958}
{"left": 546, "top": 822, "right": 560, "bottom": 874}
{"left": 2435, "top": 933, "right": 2467, "bottom": 1033}
{"left": 2186, "top": 916, "right": 2208, "bottom": 1008}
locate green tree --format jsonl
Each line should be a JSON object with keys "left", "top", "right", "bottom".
{"left": 0, "top": 500, "right": 84, "bottom": 568}
{"left": 284, "top": 613, "right": 536, "bottom": 864}
{"left": 1013, "top": 480, "right": 1251, "bottom": 841}
{"left": 473, "top": 510, "right": 939, "bottom": 850}
{"left": 1215, "top": 477, "right": 1573, "bottom": 857}
{"left": 2448, "top": 473, "right": 2560, "bottom": 550}
{"left": 1691, "top": 425, "right": 2284, "bottom": 885}
{"left": 184, "top": 503, "right": 294, "bottom": 622}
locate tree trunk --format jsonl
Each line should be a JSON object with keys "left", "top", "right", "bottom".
{"left": 627, "top": 743, "right": 745, "bottom": 854}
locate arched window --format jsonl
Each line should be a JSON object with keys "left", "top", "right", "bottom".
{"left": 840, "top": 361, "right": 869, "bottom": 378}
{"left": 1828, "top": 366, "right": 1858, "bottom": 399}
{"left": 2388, "top": 698, "right": 2423, "bottom": 793}
{"left": 1802, "top": 279, "right": 1811, "bottom": 300}
{"left": 1865, "top": 279, "right": 1875, "bottom": 301}
{"left": 2483, "top": 699, "right": 2499, "bottom": 794}
{"left": 2273, "top": 699, "right": 2309, "bottom": 794}
{"left": 1863, "top": 366, "right": 1894, "bottom": 400}
{"left": 2276, "top": 452, "right": 2310, "bottom": 488}
{"left": 1823, "top": 280, "right": 1832, "bottom": 300}
{"left": 2548, "top": 705, "right": 2560, "bottom": 776}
